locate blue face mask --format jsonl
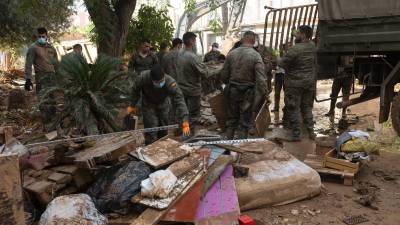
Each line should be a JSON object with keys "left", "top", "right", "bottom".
{"left": 38, "top": 37, "right": 47, "bottom": 45}
{"left": 153, "top": 80, "right": 166, "bottom": 88}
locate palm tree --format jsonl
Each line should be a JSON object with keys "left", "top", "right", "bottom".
{"left": 41, "top": 54, "right": 128, "bottom": 134}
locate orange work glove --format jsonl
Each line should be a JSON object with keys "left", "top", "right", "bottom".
{"left": 127, "top": 106, "right": 136, "bottom": 114}
{"left": 182, "top": 121, "right": 190, "bottom": 136}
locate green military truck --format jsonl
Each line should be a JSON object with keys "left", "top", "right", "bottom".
{"left": 263, "top": 0, "right": 400, "bottom": 135}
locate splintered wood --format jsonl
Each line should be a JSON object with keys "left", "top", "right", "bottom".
{"left": 134, "top": 138, "right": 190, "bottom": 169}
{"left": 255, "top": 100, "right": 271, "bottom": 137}
{"left": 68, "top": 133, "right": 143, "bottom": 168}
{"left": 0, "top": 154, "right": 25, "bottom": 225}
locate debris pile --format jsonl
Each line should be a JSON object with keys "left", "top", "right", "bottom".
{"left": 1, "top": 125, "right": 324, "bottom": 224}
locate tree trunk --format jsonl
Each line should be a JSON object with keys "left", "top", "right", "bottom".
{"left": 221, "top": 4, "right": 229, "bottom": 36}
{"left": 84, "top": 0, "right": 137, "bottom": 57}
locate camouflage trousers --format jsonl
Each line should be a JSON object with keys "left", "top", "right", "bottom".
{"left": 35, "top": 72, "right": 57, "bottom": 125}
{"left": 142, "top": 100, "right": 170, "bottom": 145}
{"left": 183, "top": 94, "right": 200, "bottom": 133}
{"left": 284, "top": 87, "right": 315, "bottom": 137}
{"left": 225, "top": 84, "right": 255, "bottom": 139}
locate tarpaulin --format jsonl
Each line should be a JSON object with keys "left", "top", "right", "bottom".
{"left": 318, "top": 0, "right": 400, "bottom": 20}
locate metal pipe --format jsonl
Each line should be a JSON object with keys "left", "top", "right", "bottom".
{"left": 304, "top": 6, "right": 310, "bottom": 26}
{"left": 311, "top": 5, "right": 318, "bottom": 32}
{"left": 279, "top": 9, "right": 288, "bottom": 51}
{"left": 314, "top": 91, "right": 363, "bottom": 103}
{"left": 297, "top": 6, "right": 304, "bottom": 28}
{"left": 269, "top": 10, "right": 277, "bottom": 49}
{"left": 285, "top": 8, "right": 294, "bottom": 48}
{"left": 290, "top": 7, "right": 299, "bottom": 44}
{"left": 263, "top": 9, "right": 274, "bottom": 46}
{"left": 274, "top": 9, "right": 282, "bottom": 50}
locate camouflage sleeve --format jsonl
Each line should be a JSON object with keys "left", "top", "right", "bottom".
{"left": 279, "top": 46, "right": 298, "bottom": 70}
{"left": 255, "top": 54, "right": 269, "bottom": 94}
{"left": 219, "top": 54, "right": 231, "bottom": 84}
{"left": 128, "top": 54, "right": 136, "bottom": 72}
{"left": 131, "top": 74, "right": 144, "bottom": 106}
{"left": 192, "top": 56, "right": 213, "bottom": 79}
{"left": 152, "top": 53, "right": 159, "bottom": 65}
{"left": 24, "top": 46, "right": 35, "bottom": 80}
{"left": 51, "top": 46, "right": 59, "bottom": 72}
{"left": 169, "top": 82, "right": 189, "bottom": 123}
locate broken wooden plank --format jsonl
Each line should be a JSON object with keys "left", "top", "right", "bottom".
{"left": 254, "top": 100, "right": 271, "bottom": 137}
{"left": 162, "top": 177, "right": 205, "bottom": 223}
{"left": 215, "top": 144, "right": 263, "bottom": 154}
{"left": 196, "top": 165, "right": 240, "bottom": 225}
{"left": 167, "top": 153, "right": 203, "bottom": 178}
{"left": 0, "top": 154, "right": 25, "bottom": 225}
{"left": 200, "top": 155, "right": 232, "bottom": 197}
{"left": 134, "top": 138, "right": 190, "bottom": 169}
{"left": 25, "top": 180, "right": 55, "bottom": 206}
{"left": 68, "top": 134, "right": 143, "bottom": 168}
{"left": 209, "top": 92, "right": 226, "bottom": 130}
{"left": 0, "top": 126, "right": 13, "bottom": 145}
{"left": 48, "top": 172, "right": 72, "bottom": 184}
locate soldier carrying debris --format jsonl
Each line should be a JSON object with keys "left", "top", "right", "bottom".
{"left": 279, "top": 25, "right": 317, "bottom": 141}
{"left": 128, "top": 64, "right": 190, "bottom": 144}
{"left": 24, "top": 27, "right": 59, "bottom": 130}
{"left": 220, "top": 31, "right": 268, "bottom": 139}
{"left": 176, "top": 32, "right": 217, "bottom": 134}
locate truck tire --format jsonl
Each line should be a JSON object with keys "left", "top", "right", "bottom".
{"left": 391, "top": 94, "right": 400, "bottom": 136}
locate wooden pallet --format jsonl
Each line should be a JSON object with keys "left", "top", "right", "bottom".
{"left": 304, "top": 154, "right": 356, "bottom": 186}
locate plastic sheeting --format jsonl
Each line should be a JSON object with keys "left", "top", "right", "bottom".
{"left": 235, "top": 141, "right": 321, "bottom": 211}
{"left": 86, "top": 160, "right": 151, "bottom": 213}
{"left": 318, "top": 0, "right": 400, "bottom": 20}
{"left": 39, "top": 194, "right": 108, "bottom": 225}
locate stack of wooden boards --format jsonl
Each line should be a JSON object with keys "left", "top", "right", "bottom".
{"left": 304, "top": 149, "right": 360, "bottom": 186}
{"left": 22, "top": 133, "right": 145, "bottom": 207}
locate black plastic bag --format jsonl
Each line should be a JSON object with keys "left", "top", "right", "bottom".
{"left": 87, "top": 160, "right": 151, "bottom": 213}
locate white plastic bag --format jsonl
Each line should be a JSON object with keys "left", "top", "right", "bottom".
{"left": 39, "top": 194, "right": 108, "bottom": 225}
{"left": 141, "top": 169, "right": 177, "bottom": 198}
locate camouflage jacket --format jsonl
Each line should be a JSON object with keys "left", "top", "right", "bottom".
{"left": 128, "top": 52, "right": 158, "bottom": 75}
{"left": 203, "top": 50, "right": 224, "bottom": 63}
{"left": 220, "top": 46, "right": 268, "bottom": 94}
{"left": 176, "top": 48, "right": 215, "bottom": 96}
{"left": 131, "top": 71, "right": 189, "bottom": 122}
{"left": 25, "top": 42, "right": 58, "bottom": 79}
{"left": 162, "top": 48, "right": 180, "bottom": 80}
{"left": 279, "top": 42, "right": 316, "bottom": 89}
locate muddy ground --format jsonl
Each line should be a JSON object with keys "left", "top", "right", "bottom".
{"left": 1, "top": 74, "right": 399, "bottom": 225}
{"left": 248, "top": 81, "right": 400, "bottom": 225}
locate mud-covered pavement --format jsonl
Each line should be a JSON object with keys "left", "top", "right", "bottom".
{"left": 249, "top": 81, "right": 400, "bottom": 225}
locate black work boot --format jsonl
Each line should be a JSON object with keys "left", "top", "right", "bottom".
{"left": 225, "top": 128, "right": 235, "bottom": 140}
{"left": 290, "top": 129, "right": 301, "bottom": 142}
{"left": 308, "top": 129, "right": 317, "bottom": 140}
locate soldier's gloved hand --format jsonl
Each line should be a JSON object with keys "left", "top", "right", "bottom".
{"left": 182, "top": 121, "right": 190, "bottom": 136}
{"left": 127, "top": 106, "right": 136, "bottom": 114}
{"left": 24, "top": 79, "right": 33, "bottom": 91}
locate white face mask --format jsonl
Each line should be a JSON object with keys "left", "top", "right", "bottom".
{"left": 212, "top": 47, "right": 219, "bottom": 51}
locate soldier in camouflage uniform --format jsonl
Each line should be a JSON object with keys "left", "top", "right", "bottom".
{"left": 24, "top": 27, "right": 58, "bottom": 128}
{"left": 176, "top": 32, "right": 216, "bottom": 133}
{"left": 220, "top": 31, "right": 268, "bottom": 139}
{"left": 279, "top": 25, "right": 316, "bottom": 141}
{"left": 162, "top": 38, "right": 183, "bottom": 80}
{"left": 61, "top": 44, "right": 87, "bottom": 64}
{"left": 130, "top": 65, "right": 190, "bottom": 144}
{"left": 128, "top": 39, "right": 158, "bottom": 75}
{"left": 204, "top": 42, "right": 225, "bottom": 63}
